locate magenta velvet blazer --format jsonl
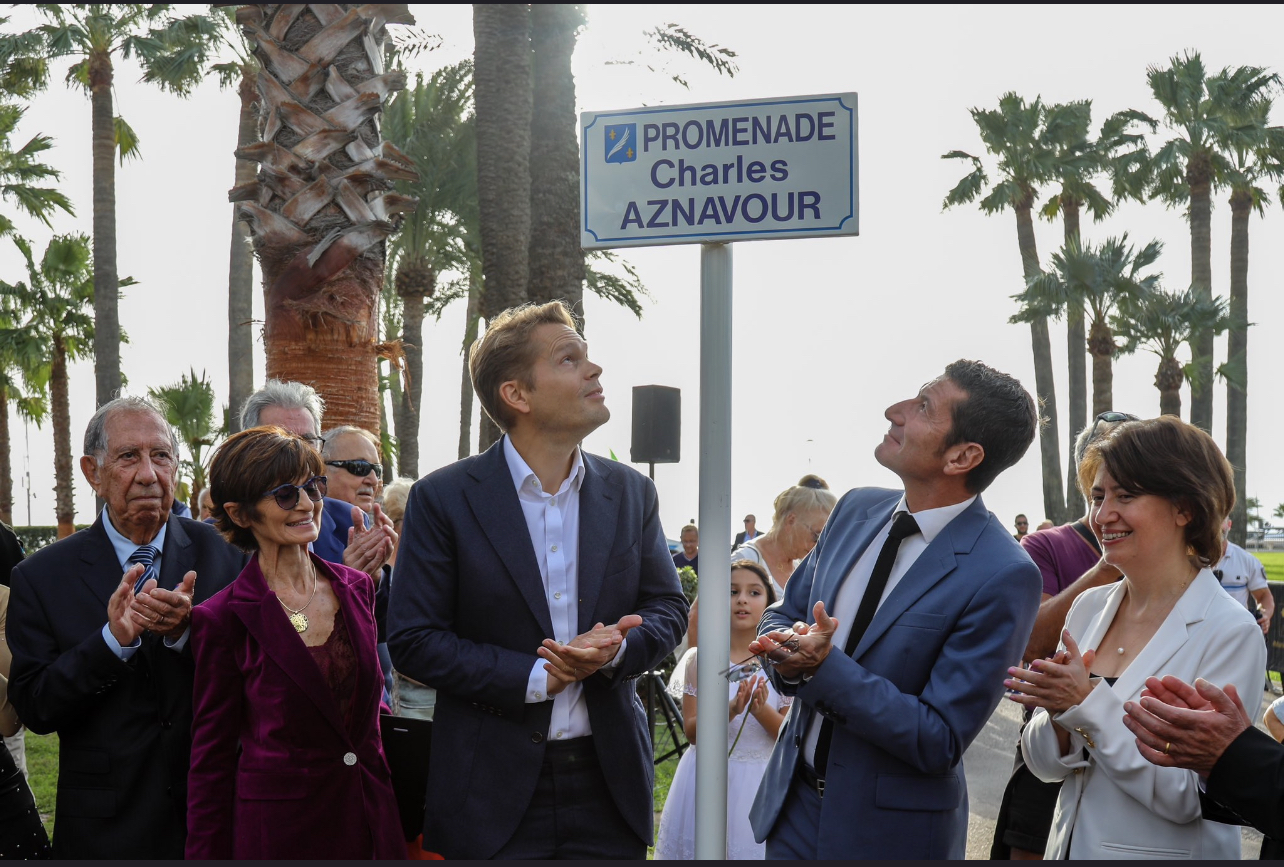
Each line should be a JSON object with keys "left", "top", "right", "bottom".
{"left": 185, "top": 553, "right": 403, "bottom": 860}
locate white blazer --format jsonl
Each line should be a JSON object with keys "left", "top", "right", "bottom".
{"left": 1022, "top": 568, "right": 1265, "bottom": 860}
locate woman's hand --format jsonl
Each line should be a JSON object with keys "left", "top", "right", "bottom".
{"left": 747, "top": 675, "right": 769, "bottom": 715}
{"left": 729, "top": 677, "right": 754, "bottom": 721}
{"left": 1005, "top": 629, "right": 1097, "bottom": 715}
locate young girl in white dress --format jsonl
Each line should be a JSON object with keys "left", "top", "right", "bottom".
{"left": 655, "top": 560, "right": 791, "bottom": 860}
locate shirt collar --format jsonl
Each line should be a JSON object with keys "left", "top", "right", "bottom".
{"left": 102, "top": 507, "right": 168, "bottom": 567}
{"left": 502, "top": 435, "right": 585, "bottom": 497}
{"left": 893, "top": 494, "right": 976, "bottom": 545}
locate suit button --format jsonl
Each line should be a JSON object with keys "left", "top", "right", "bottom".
{"left": 161, "top": 720, "right": 171, "bottom": 729}
{"left": 531, "top": 732, "right": 544, "bottom": 744}
{"left": 343, "top": 752, "right": 357, "bottom": 766}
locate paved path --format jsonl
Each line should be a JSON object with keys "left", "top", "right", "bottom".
{"left": 962, "top": 691, "right": 1269, "bottom": 859}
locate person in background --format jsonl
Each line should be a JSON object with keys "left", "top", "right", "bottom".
{"left": 239, "top": 381, "right": 393, "bottom": 575}
{"left": 6, "top": 396, "right": 245, "bottom": 858}
{"left": 1014, "top": 513, "right": 1029, "bottom": 541}
{"left": 1012, "top": 415, "right": 1263, "bottom": 859}
{"left": 990, "top": 414, "right": 1131, "bottom": 860}
{"left": 673, "top": 523, "right": 699, "bottom": 576}
{"left": 0, "top": 580, "right": 51, "bottom": 857}
{"left": 0, "top": 523, "right": 25, "bottom": 776}
{"left": 655, "top": 560, "right": 789, "bottom": 860}
{"left": 734, "top": 514, "right": 761, "bottom": 550}
{"left": 186, "top": 426, "right": 402, "bottom": 859}
{"left": 381, "top": 477, "right": 435, "bottom": 721}
{"left": 196, "top": 486, "right": 215, "bottom": 522}
{"left": 1036, "top": 520, "right": 1054, "bottom": 531}
{"left": 1214, "top": 518, "right": 1273, "bottom": 634}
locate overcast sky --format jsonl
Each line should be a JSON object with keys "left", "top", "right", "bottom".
{"left": 4, "top": 4, "right": 1284, "bottom": 544}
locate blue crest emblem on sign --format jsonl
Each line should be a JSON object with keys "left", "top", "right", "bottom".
{"left": 604, "top": 123, "right": 636, "bottom": 163}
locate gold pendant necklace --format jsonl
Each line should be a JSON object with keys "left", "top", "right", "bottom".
{"left": 276, "top": 564, "right": 318, "bottom": 634}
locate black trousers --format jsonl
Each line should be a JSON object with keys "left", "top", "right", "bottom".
{"left": 491, "top": 737, "right": 646, "bottom": 860}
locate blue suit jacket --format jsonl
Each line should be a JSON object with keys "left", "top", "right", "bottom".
{"left": 386, "top": 441, "right": 688, "bottom": 859}
{"left": 749, "top": 487, "right": 1041, "bottom": 859}
{"left": 313, "top": 497, "right": 358, "bottom": 564}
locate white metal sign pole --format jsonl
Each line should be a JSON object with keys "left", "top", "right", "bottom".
{"left": 693, "top": 241, "right": 732, "bottom": 860}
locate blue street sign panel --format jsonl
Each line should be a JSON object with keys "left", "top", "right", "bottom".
{"left": 580, "top": 93, "right": 859, "bottom": 249}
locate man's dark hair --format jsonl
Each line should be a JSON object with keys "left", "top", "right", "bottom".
{"left": 942, "top": 359, "right": 1038, "bottom": 493}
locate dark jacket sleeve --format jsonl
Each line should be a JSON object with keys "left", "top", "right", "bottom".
{"left": 1206, "top": 725, "right": 1284, "bottom": 838}
{"left": 595, "top": 474, "right": 688, "bottom": 688}
{"left": 185, "top": 602, "right": 243, "bottom": 860}
{"left": 6, "top": 559, "right": 133, "bottom": 734}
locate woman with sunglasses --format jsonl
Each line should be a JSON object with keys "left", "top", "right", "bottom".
{"left": 185, "top": 426, "right": 403, "bottom": 860}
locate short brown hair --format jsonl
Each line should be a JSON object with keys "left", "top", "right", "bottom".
{"left": 1077, "top": 416, "right": 1233, "bottom": 567}
{"left": 468, "top": 301, "right": 578, "bottom": 431}
{"left": 209, "top": 426, "right": 325, "bottom": 552}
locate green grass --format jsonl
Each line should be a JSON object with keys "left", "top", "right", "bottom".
{"left": 24, "top": 730, "right": 58, "bottom": 837}
{"left": 1256, "top": 551, "right": 1284, "bottom": 583}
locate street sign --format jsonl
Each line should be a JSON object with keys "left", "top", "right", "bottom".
{"left": 580, "top": 93, "right": 858, "bottom": 249}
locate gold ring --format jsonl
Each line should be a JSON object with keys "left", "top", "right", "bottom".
{"left": 1164, "top": 742, "right": 1171, "bottom": 755}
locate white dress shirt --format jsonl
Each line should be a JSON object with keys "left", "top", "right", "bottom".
{"left": 506, "top": 437, "right": 622, "bottom": 740}
{"left": 803, "top": 494, "right": 976, "bottom": 767}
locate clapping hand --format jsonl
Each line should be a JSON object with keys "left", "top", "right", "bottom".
{"left": 344, "top": 504, "right": 396, "bottom": 581}
{"left": 129, "top": 570, "right": 196, "bottom": 639}
{"left": 1122, "top": 676, "right": 1252, "bottom": 776}
{"left": 729, "top": 674, "right": 762, "bottom": 721}
{"left": 1005, "top": 629, "right": 1096, "bottom": 714}
{"left": 539, "top": 615, "right": 643, "bottom": 696}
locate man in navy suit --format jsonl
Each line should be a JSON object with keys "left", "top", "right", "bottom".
{"left": 388, "top": 301, "right": 688, "bottom": 859}
{"left": 749, "top": 360, "right": 1043, "bottom": 859}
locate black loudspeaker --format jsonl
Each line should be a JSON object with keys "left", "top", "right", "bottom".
{"left": 631, "top": 385, "right": 681, "bottom": 464}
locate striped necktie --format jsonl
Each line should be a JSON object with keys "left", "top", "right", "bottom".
{"left": 129, "top": 545, "right": 160, "bottom": 593}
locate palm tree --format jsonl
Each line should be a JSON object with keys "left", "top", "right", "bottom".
{"left": 148, "top": 369, "right": 218, "bottom": 514}
{"left": 1018, "top": 235, "right": 1161, "bottom": 417}
{"left": 943, "top": 93, "right": 1070, "bottom": 525}
{"left": 1218, "top": 101, "right": 1284, "bottom": 546}
{"left": 229, "top": 4, "right": 418, "bottom": 434}
{"left": 0, "top": 235, "right": 129, "bottom": 537}
{"left": 8, "top": 5, "right": 224, "bottom": 410}
{"left": 0, "top": 338, "right": 47, "bottom": 526}
{"left": 209, "top": 11, "right": 259, "bottom": 433}
{"left": 381, "top": 61, "right": 476, "bottom": 476}
{"left": 1114, "top": 286, "right": 1227, "bottom": 419}
{"left": 528, "top": 5, "right": 586, "bottom": 314}
{"left": 0, "top": 102, "right": 74, "bottom": 236}
{"left": 1142, "top": 52, "right": 1277, "bottom": 433}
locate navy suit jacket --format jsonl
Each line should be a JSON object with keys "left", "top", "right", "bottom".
{"left": 386, "top": 440, "right": 688, "bottom": 859}
{"left": 749, "top": 487, "right": 1041, "bottom": 859}
{"left": 313, "top": 497, "right": 358, "bottom": 564}
{"left": 6, "top": 513, "right": 245, "bottom": 858}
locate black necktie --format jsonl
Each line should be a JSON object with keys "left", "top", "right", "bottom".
{"left": 813, "top": 511, "right": 920, "bottom": 777}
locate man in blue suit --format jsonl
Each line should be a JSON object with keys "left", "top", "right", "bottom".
{"left": 388, "top": 301, "right": 688, "bottom": 859}
{"left": 749, "top": 359, "right": 1043, "bottom": 859}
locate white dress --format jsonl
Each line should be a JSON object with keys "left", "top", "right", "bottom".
{"left": 654, "top": 648, "right": 790, "bottom": 860}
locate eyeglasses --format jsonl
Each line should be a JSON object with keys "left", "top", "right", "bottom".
{"left": 325, "top": 459, "right": 383, "bottom": 478}
{"left": 1016, "top": 521, "right": 1028, "bottom": 527}
{"left": 300, "top": 434, "right": 325, "bottom": 448}
{"left": 263, "top": 476, "right": 327, "bottom": 510}
{"left": 801, "top": 522, "right": 823, "bottom": 543}
{"left": 1079, "top": 411, "right": 1139, "bottom": 463}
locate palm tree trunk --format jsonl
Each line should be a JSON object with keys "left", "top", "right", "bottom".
{"left": 1226, "top": 190, "right": 1250, "bottom": 547}
{"left": 458, "top": 267, "right": 483, "bottom": 459}
{"left": 1156, "top": 354, "right": 1183, "bottom": 418}
{"left": 398, "top": 286, "right": 424, "bottom": 476}
{"left": 90, "top": 50, "right": 121, "bottom": 409}
{"left": 528, "top": 4, "right": 584, "bottom": 319}
{"left": 51, "top": 343, "right": 74, "bottom": 538}
{"left": 236, "top": 4, "right": 415, "bottom": 434}
{"left": 1087, "top": 318, "right": 1115, "bottom": 417}
{"left": 378, "top": 367, "right": 393, "bottom": 483}
{"left": 227, "top": 64, "right": 258, "bottom": 433}
{"left": 1187, "top": 155, "right": 1213, "bottom": 432}
{"left": 0, "top": 391, "right": 11, "bottom": 526}
{"left": 1015, "top": 204, "right": 1066, "bottom": 525}
{"left": 1062, "top": 198, "right": 1086, "bottom": 518}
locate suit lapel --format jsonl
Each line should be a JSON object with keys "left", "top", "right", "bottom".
{"left": 462, "top": 442, "right": 555, "bottom": 637}
{"left": 576, "top": 456, "right": 620, "bottom": 632}
{"left": 157, "top": 515, "right": 193, "bottom": 592}
{"left": 1110, "top": 569, "right": 1219, "bottom": 700}
{"left": 77, "top": 516, "right": 122, "bottom": 607}
{"left": 850, "top": 496, "right": 987, "bottom": 661}
{"left": 228, "top": 556, "right": 348, "bottom": 740}
{"left": 815, "top": 496, "right": 897, "bottom": 611}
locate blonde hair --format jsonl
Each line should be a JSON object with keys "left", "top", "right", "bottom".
{"left": 468, "top": 301, "right": 579, "bottom": 430}
{"left": 772, "top": 475, "right": 836, "bottom": 525}
{"left": 380, "top": 477, "right": 416, "bottom": 524}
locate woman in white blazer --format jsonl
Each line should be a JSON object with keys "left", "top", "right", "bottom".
{"left": 1007, "top": 416, "right": 1264, "bottom": 860}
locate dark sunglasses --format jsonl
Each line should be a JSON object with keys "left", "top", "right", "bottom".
{"left": 325, "top": 459, "right": 383, "bottom": 478}
{"left": 263, "top": 476, "right": 327, "bottom": 510}
{"left": 1078, "top": 411, "right": 1140, "bottom": 463}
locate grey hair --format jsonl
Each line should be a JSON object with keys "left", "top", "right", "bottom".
{"left": 379, "top": 477, "right": 415, "bottom": 524}
{"left": 320, "top": 425, "right": 380, "bottom": 459}
{"left": 239, "top": 379, "right": 324, "bottom": 433}
{"left": 83, "top": 395, "right": 180, "bottom": 461}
